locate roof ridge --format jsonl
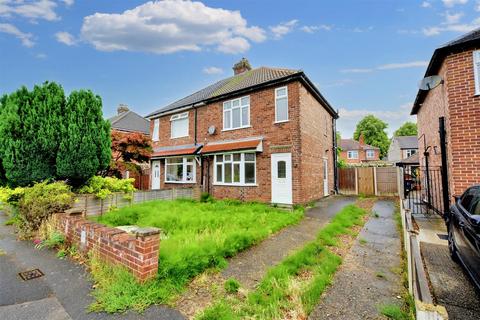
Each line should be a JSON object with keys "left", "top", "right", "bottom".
{"left": 109, "top": 110, "right": 130, "bottom": 124}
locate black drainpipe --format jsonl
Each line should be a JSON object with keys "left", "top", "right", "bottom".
{"left": 332, "top": 115, "right": 338, "bottom": 194}
{"left": 194, "top": 106, "right": 198, "bottom": 146}
{"left": 439, "top": 117, "right": 450, "bottom": 215}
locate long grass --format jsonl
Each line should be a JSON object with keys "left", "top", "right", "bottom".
{"left": 197, "top": 204, "right": 369, "bottom": 319}
{"left": 89, "top": 198, "right": 303, "bottom": 313}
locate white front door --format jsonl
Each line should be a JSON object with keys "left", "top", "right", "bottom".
{"left": 271, "top": 153, "right": 292, "bottom": 204}
{"left": 152, "top": 160, "right": 161, "bottom": 189}
{"left": 323, "top": 158, "right": 329, "bottom": 196}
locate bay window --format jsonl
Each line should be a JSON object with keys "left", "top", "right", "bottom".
{"left": 214, "top": 152, "right": 256, "bottom": 185}
{"left": 223, "top": 96, "right": 250, "bottom": 130}
{"left": 165, "top": 157, "right": 195, "bottom": 183}
{"left": 170, "top": 112, "right": 189, "bottom": 138}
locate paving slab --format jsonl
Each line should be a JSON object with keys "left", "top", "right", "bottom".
{"left": 309, "top": 200, "right": 402, "bottom": 320}
{"left": 221, "top": 196, "right": 356, "bottom": 289}
{"left": 0, "top": 297, "right": 72, "bottom": 320}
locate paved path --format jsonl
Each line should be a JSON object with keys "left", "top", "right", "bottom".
{"left": 0, "top": 212, "right": 184, "bottom": 320}
{"left": 415, "top": 214, "right": 480, "bottom": 320}
{"left": 309, "top": 200, "right": 402, "bottom": 320}
{"left": 222, "top": 196, "right": 356, "bottom": 289}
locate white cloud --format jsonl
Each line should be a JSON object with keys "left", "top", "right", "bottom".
{"left": 342, "top": 60, "right": 428, "bottom": 74}
{"left": 203, "top": 66, "right": 223, "bottom": 75}
{"left": 0, "top": 23, "right": 34, "bottom": 47}
{"left": 443, "top": 11, "right": 464, "bottom": 24}
{"left": 61, "top": 0, "right": 73, "bottom": 6}
{"left": 423, "top": 17, "right": 480, "bottom": 35}
{"left": 337, "top": 103, "right": 415, "bottom": 138}
{"left": 476, "top": 0, "right": 480, "bottom": 11}
{"left": 421, "top": 1, "right": 432, "bottom": 8}
{"left": 55, "top": 31, "right": 76, "bottom": 45}
{"left": 353, "top": 26, "right": 374, "bottom": 33}
{"left": 269, "top": 19, "right": 298, "bottom": 39}
{"left": 0, "top": 0, "right": 59, "bottom": 21}
{"left": 300, "top": 24, "right": 332, "bottom": 33}
{"left": 442, "top": 0, "right": 468, "bottom": 7}
{"left": 36, "top": 52, "right": 47, "bottom": 58}
{"left": 80, "top": 0, "right": 266, "bottom": 55}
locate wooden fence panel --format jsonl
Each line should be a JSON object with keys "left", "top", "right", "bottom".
{"left": 358, "top": 167, "right": 375, "bottom": 195}
{"left": 376, "top": 167, "right": 398, "bottom": 196}
{"left": 338, "top": 168, "right": 356, "bottom": 194}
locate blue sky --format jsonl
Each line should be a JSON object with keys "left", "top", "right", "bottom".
{"left": 1, "top": 0, "right": 479, "bottom": 138}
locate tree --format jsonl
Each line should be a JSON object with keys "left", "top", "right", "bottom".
{"left": 108, "top": 131, "right": 152, "bottom": 177}
{"left": 0, "top": 82, "right": 66, "bottom": 186}
{"left": 394, "top": 121, "right": 417, "bottom": 137}
{"left": 56, "top": 90, "right": 111, "bottom": 185}
{"left": 353, "top": 115, "right": 390, "bottom": 158}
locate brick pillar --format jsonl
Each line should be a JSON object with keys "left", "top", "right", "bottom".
{"left": 133, "top": 227, "right": 160, "bottom": 281}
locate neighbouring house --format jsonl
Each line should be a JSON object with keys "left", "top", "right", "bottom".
{"left": 411, "top": 28, "right": 480, "bottom": 210}
{"left": 387, "top": 136, "right": 418, "bottom": 163}
{"left": 108, "top": 104, "right": 151, "bottom": 189}
{"left": 145, "top": 58, "right": 338, "bottom": 205}
{"left": 339, "top": 135, "right": 380, "bottom": 164}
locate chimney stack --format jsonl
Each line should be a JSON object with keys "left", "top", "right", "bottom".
{"left": 358, "top": 133, "right": 365, "bottom": 145}
{"left": 117, "top": 104, "right": 129, "bottom": 115}
{"left": 232, "top": 58, "right": 252, "bottom": 75}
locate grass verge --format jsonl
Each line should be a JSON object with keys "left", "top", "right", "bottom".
{"left": 197, "top": 202, "right": 371, "bottom": 319}
{"left": 89, "top": 199, "right": 303, "bottom": 313}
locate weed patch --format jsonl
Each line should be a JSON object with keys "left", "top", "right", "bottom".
{"left": 224, "top": 278, "right": 240, "bottom": 294}
{"left": 379, "top": 303, "right": 410, "bottom": 320}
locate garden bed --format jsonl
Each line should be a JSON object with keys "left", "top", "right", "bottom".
{"left": 89, "top": 198, "right": 304, "bottom": 313}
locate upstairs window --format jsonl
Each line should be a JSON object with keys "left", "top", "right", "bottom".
{"left": 406, "top": 149, "right": 417, "bottom": 158}
{"left": 275, "top": 86, "right": 288, "bottom": 122}
{"left": 170, "top": 112, "right": 189, "bottom": 138}
{"left": 347, "top": 151, "right": 358, "bottom": 159}
{"left": 152, "top": 118, "right": 160, "bottom": 141}
{"left": 223, "top": 96, "right": 250, "bottom": 130}
{"left": 474, "top": 50, "right": 480, "bottom": 95}
{"left": 366, "top": 150, "right": 375, "bottom": 158}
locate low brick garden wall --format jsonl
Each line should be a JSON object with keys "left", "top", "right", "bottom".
{"left": 53, "top": 210, "right": 160, "bottom": 281}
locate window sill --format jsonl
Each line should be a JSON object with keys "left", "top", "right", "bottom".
{"left": 222, "top": 126, "right": 251, "bottom": 132}
{"left": 213, "top": 183, "right": 257, "bottom": 187}
{"left": 170, "top": 135, "right": 189, "bottom": 139}
{"left": 274, "top": 120, "right": 289, "bottom": 124}
{"left": 165, "top": 181, "right": 197, "bottom": 184}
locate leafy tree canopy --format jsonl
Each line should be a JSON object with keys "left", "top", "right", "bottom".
{"left": 108, "top": 131, "right": 152, "bottom": 178}
{"left": 353, "top": 115, "right": 390, "bottom": 158}
{"left": 394, "top": 121, "right": 417, "bottom": 137}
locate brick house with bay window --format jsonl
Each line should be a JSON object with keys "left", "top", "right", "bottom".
{"left": 145, "top": 58, "right": 338, "bottom": 205}
{"left": 411, "top": 28, "right": 480, "bottom": 205}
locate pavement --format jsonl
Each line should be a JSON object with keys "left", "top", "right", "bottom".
{"left": 221, "top": 195, "right": 357, "bottom": 289}
{"left": 0, "top": 212, "right": 185, "bottom": 320}
{"left": 309, "top": 199, "right": 403, "bottom": 320}
{"left": 414, "top": 213, "right": 480, "bottom": 320}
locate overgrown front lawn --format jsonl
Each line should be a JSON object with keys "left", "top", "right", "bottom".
{"left": 91, "top": 199, "right": 304, "bottom": 313}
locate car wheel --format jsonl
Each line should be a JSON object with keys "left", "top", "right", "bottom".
{"left": 448, "top": 223, "right": 459, "bottom": 263}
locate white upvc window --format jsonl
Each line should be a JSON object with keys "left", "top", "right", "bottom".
{"left": 152, "top": 118, "right": 160, "bottom": 141}
{"left": 223, "top": 96, "right": 250, "bottom": 130}
{"left": 275, "top": 86, "right": 288, "bottom": 123}
{"left": 214, "top": 152, "right": 256, "bottom": 186}
{"left": 170, "top": 112, "right": 189, "bottom": 139}
{"left": 474, "top": 50, "right": 480, "bottom": 95}
{"left": 165, "top": 157, "right": 195, "bottom": 183}
{"left": 347, "top": 151, "right": 359, "bottom": 159}
{"left": 366, "top": 150, "right": 375, "bottom": 158}
{"left": 405, "top": 149, "right": 417, "bottom": 158}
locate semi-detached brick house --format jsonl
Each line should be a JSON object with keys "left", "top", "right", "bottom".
{"left": 339, "top": 136, "right": 380, "bottom": 164}
{"left": 145, "top": 58, "right": 338, "bottom": 205}
{"left": 411, "top": 28, "right": 480, "bottom": 204}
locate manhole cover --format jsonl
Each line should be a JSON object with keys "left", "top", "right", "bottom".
{"left": 437, "top": 233, "right": 448, "bottom": 240}
{"left": 18, "top": 269, "right": 44, "bottom": 281}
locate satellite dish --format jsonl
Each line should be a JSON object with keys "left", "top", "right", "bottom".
{"left": 419, "top": 75, "right": 443, "bottom": 91}
{"left": 208, "top": 125, "right": 216, "bottom": 135}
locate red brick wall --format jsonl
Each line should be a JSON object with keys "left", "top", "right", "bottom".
{"left": 150, "top": 80, "right": 335, "bottom": 204}
{"left": 54, "top": 212, "right": 160, "bottom": 281}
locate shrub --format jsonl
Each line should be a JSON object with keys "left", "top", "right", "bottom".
{"left": 224, "top": 278, "right": 240, "bottom": 294}
{"left": 78, "top": 176, "right": 135, "bottom": 199}
{"left": 200, "top": 192, "right": 214, "bottom": 203}
{"left": 35, "top": 231, "right": 65, "bottom": 249}
{"left": 17, "top": 181, "right": 74, "bottom": 238}
{"left": 0, "top": 186, "right": 25, "bottom": 207}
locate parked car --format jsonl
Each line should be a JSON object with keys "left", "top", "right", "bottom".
{"left": 446, "top": 185, "right": 480, "bottom": 290}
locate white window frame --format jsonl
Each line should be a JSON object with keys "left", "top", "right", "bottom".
{"left": 170, "top": 112, "right": 189, "bottom": 139}
{"left": 347, "top": 150, "right": 359, "bottom": 159}
{"left": 474, "top": 50, "right": 480, "bottom": 95}
{"left": 275, "top": 86, "right": 288, "bottom": 123}
{"left": 223, "top": 96, "right": 250, "bottom": 131}
{"left": 366, "top": 150, "right": 375, "bottom": 158}
{"left": 152, "top": 118, "right": 160, "bottom": 142}
{"left": 405, "top": 149, "right": 417, "bottom": 158}
{"left": 213, "top": 152, "right": 256, "bottom": 186}
{"left": 165, "top": 156, "right": 196, "bottom": 183}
